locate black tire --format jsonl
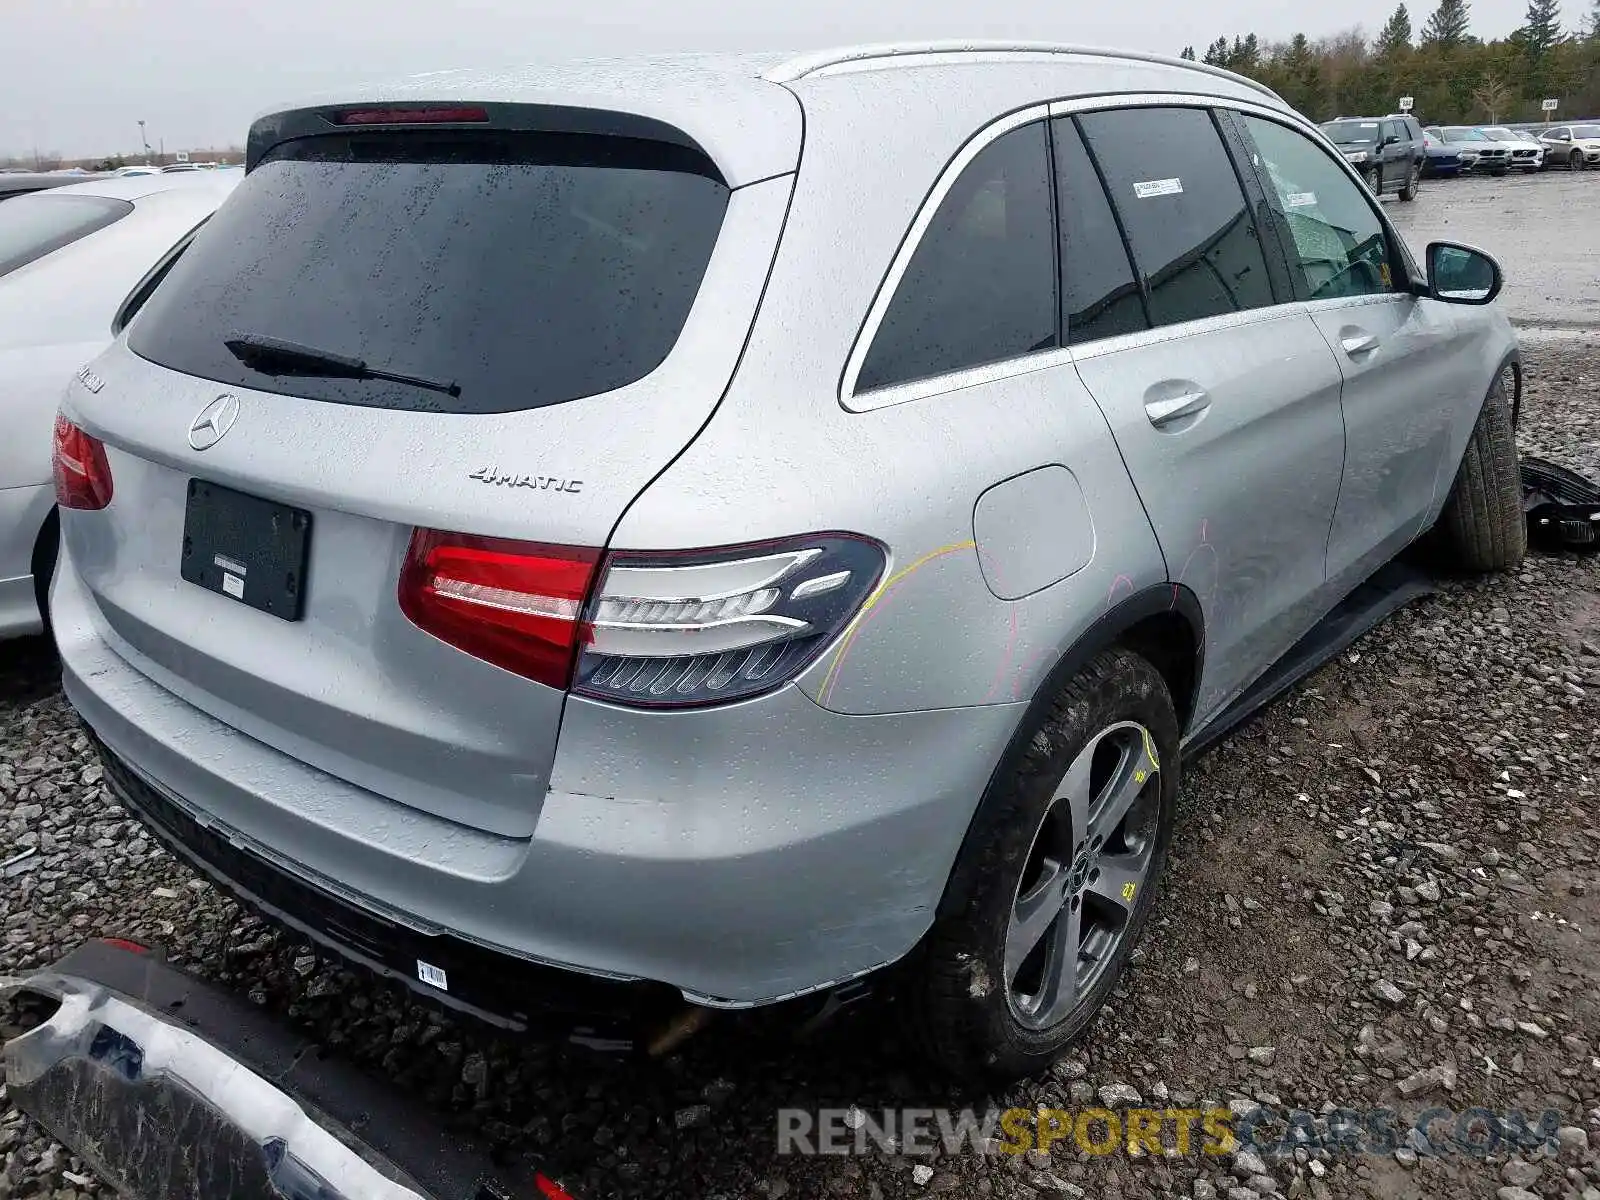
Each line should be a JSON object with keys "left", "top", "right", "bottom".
{"left": 1435, "top": 372, "right": 1527, "bottom": 573}
{"left": 1572, "top": 150, "right": 1586, "bottom": 172}
{"left": 904, "top": 647, "right": 1180, "bottom": 1083}
{"left": 30, "top": 508, "right": 59, "bottom": 636}
{"left": 1399, "top": 164, "right": 1420, "bottom": 201}
{"left": 1492, "top": 167, "right": 1510, "bottom": 177}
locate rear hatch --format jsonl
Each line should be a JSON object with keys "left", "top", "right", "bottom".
{"left": 60, "top": 104, "right": 795, "bottom": 838}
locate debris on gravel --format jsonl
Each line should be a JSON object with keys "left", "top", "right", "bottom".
{"left": 4, "top": 337, "right": 1599, "bottom": 1200}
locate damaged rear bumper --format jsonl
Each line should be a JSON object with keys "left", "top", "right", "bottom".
{"left": 1, "top": 939, "right": 573, "bottom": 1200}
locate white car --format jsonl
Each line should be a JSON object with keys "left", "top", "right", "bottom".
{"left": 1477, "top": 127, "right": 1543, "bottom": 171}
{"left": 1537, "top": 123, "right": 1600, "bottom": 170}
{"left": 114, "top": 165, "right": 162, "bottom": 177}
{"left": 0, "top": 170, "right": 240, "bottom": 638}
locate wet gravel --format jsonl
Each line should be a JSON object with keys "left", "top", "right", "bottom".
{"left": 4, "top": 333, "right": 1600, "bottom": 1196}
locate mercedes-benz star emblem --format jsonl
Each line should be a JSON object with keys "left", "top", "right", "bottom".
{"left": 188, "top": 394, "right": 239, "bottom": 451}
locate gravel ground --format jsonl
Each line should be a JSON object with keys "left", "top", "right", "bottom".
{"left": 4, "top": 344, "right": 1599, "bottom": 1197}
{"left": 1388, "top": 170, "right": 1600, "bottom": 330}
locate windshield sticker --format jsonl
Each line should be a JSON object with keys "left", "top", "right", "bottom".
{"left": 1287, "top": 191, "right": 1318, "bottom": 207}
{"left": 1133, "top": 178, "right": 1184, "bottom": 199}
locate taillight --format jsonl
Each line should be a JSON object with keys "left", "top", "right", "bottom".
{"left": 53, "top": 415, "right": 113, "bottom": 510}
{"left": 575, "top": 533, "right": 886, "bottom": 708}
{"left": 399, "top": 530, "right": 599, "bottom": 689}
{"left": 400, "top": 529, "right": 886, "bottom": 706}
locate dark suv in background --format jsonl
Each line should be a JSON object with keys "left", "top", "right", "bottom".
{"left": 1320, "top": 114, "right": 1426, "bottom": 200}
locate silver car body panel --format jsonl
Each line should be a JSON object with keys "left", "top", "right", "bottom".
{"left": 0, "top": 172, "right": 239, "bottom": 637}
{"left": 57, "top": 48, "right": 1516, "bottom": 1006}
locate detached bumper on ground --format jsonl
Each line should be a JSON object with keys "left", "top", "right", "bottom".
{"left": 1, "top": 939, "right": 576, "bottom": 1200}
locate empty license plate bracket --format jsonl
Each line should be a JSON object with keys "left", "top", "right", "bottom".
{"left": 180, "top": 480, "right": 311, "bottom": 620}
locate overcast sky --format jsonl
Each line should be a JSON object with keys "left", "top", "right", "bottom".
{"left": 3, "top": 0, "right": 1537, "bottom": 158}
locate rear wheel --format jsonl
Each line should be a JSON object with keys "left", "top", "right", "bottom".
{"left": 1399, "top": 164, "right": 1420, "bottom": 201}
{"left": 904, "top": 647, "right": 1179, "bottom": 1082}
{"left": 1435, "top": 371, "right": 1526, "bottom": 573}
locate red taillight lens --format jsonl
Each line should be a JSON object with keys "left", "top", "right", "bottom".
{"left": 53, "top": 415, "right": 113, "bottom": 510}
{"left": 337, "top": 106, "right": 490, "bottom": 126}
{"left": 398, "top": 529, "right": 599, "bottom": 688}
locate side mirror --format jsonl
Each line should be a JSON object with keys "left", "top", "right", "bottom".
{"left": 1426, "top": 242, "right": 1502, "bottom": 305}
{"left": 1381, "top": 134, "right": 1401, "bottom": 147}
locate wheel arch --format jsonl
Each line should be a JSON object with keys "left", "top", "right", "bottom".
{"left": 931, "top": 583, "right": 1204, "bottom": 920}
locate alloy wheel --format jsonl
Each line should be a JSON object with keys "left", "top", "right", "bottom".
{"left": 1004, "top": 721, "right": 1162, "bottom": 1029}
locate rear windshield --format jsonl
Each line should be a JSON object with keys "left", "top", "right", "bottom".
{"left": 1323, "top": 121, "right": 1380, "bottom": 144}
{"left": 0, "top": 193, "right": 132, "bottom": 278}
{"left": 128, "top": 130, "right": 729, "bottom": 414}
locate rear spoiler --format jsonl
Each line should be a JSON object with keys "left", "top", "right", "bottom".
{"left": 245, "top": 103, "right": 717, "bottom": 174}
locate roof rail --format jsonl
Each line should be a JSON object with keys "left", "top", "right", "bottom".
{"left": 764, "top": 40, "right": 1282, "bottom": 101}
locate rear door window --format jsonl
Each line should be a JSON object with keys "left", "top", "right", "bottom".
{"left": 0, "top": 193, "right": 132, "bottom": 278}
{"left": 856, "top": 121, "right": 1057, "bottom": 393}
{"left": 128, "top": 131, "right": 730, "bottom": 414}
{"left": 1076, "top": 107, "right": 1277, "bottom": 329}
{"left": 1049, "top": 118, "right": 1149, "bottom": 345}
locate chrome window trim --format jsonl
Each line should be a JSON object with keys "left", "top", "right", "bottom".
{"left": 1068, "top": 304, "right": 1306, "bottom": 362}
{"left": 1299, "top": 293, "right": 1412, "bottom": 317}
{"left": 840, "top": 102, "right": 1053, "bottom": 413}
{"left": 845, "top": 346, "right": 1077, "bottom": 412}
{"left": 840, "top": 91, "right": 1402, "bottom": 411}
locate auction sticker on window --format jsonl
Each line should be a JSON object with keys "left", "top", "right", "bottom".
{"left": 1133, "top": 177, "right": 1184, "bottom": 199}
{"left": 1287, "top": 191, "right": 1318, "bottom": 207}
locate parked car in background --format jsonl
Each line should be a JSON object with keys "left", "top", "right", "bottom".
{"left": 1477, "top": 126, "right": 1543, "bottom": 171}
{"left": 0, "top": 170, "right": 240, "bottom": 639}
{"left": 1421, "top": 129, "right": 1465, "bottom": 176}
{"left": 1537, "top": 124, "right": 1600, "bottom": 169}
{"left": 1320, "top": 115, "right": 1424, "bottom": 198}
{"left": 160, "top": 162, "right": 203, "bottom": 173}
{"left": 114, "top": 165, "right": 162, "bottom": 177}
{"left": 1422, "top": 126, "right": 1480, "bottom": 172}
{"left": 0, "top": 172, "right": 112, "bottom": 202}
{"left": 53, "top": 45, "right": 1525, "bottom": 1092}
{"left": 1432, "top": 126, "right": 1511, "bottom": 175}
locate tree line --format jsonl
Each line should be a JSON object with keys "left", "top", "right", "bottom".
{"left": 1179, "top": 0, "right": 1600, "bottom": 124}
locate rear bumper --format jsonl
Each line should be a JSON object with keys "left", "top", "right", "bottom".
{"left": 1, "top": 940, "right": 569, "bottom": 1200}
{"left": 54, "top": 550, "right": 1022, "bottom": 1010}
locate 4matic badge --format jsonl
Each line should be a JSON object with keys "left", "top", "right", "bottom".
{"left": 469, "top": 465, "right": 583, "bottom": 494}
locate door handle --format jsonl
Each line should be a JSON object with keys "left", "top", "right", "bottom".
{"left": 1144, "top": 390, "right": 1211, "bottom": 427}
{"left": 1341, "top": 332, "right": 1380, "bottom": 356}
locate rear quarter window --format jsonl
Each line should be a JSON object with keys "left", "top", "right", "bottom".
{"left": 855, "top": 121, "right": 1058, "bottom": 393}
{"left": 128, "top": 131, "right": 730, "bottom": 415}
{"left": 0, "top": 193, "right": 133, "bottom": 278}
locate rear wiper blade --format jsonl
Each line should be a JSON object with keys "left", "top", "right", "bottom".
{"left": 224, "top": 334, "right": 460, "bottom": 397}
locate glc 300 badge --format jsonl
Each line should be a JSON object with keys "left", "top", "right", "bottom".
{"left": 469, "top": 465, "right": 583, "bottom": 494}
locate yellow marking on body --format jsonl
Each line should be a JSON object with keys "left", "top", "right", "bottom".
{"left": 818, "top": 539, "right": 978, "bottom": 703}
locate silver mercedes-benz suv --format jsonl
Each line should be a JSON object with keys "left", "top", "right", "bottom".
{"left": 52, "top": 42, "right": 1524, "bottom": 1081}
